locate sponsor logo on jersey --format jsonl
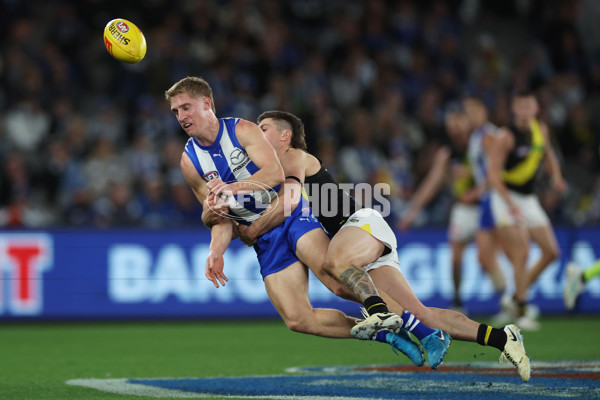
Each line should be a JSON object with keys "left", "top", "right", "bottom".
{"left": 232, "top": 159, "right": 251, "bottom": 173}
{"left": 204, "top": 171, "right": 218, "bottom": 181}
{"left": 230, "top": 148, "right": 249, "bottom": 166}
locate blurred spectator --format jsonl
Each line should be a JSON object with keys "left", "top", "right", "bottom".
{"left": 93, "top": 181, "right": 141, "bottom": 228}
{"left": 83, "top": 138, "right": 131, "bottom": 198}
{"left": 171, "top": 182, "right": 204, "bottom": 227}
{"left": 338, "top": 108, "right": 387, "bottom": 185}
{"left": 3, "top": 98, "right": 50, "bottom": 153}
{"left": 137, "top": 176, "right": 179, "bottom": 228}
{"left": 469, "top": 32, "right": 510, "bottom": 84}
{"left": 128, "top": 135, "right": 161, "bottom": 183}
{"left": 1, "top": 0, "right": 599, "bottom": 229}
{"left": 87, "top": 100, "right": 127, "bottom": 144}
{"left": 63, "top": 188, "right": 95, "bottom": 227}
{"left": 0, "top": 153, "right": 31, "bottom": 208}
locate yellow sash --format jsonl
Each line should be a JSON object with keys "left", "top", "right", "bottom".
{"left": 502, "top": 119, "right": 545, "bottom": 186}
{"left": 452, "top": 160, "right": 474, "bottom": 198}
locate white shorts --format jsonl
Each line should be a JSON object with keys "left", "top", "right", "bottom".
{"left": 490, "top": 189, "right": 550, "bottom": 228}
{"left": 339, "top": 208, "right": 401, "bottom": 272}
{"left": 448, "top": 203, "right": 480, "bottom": 243}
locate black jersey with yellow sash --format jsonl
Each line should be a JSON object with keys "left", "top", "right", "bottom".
{"left": 449, "top": 144, "right": 476, "bottom": 202}
{"left": 502, "top": 119, "right": 545, "bottom": 194}
{"left": 304, "top": 166, "right": 361, "bottom": 236}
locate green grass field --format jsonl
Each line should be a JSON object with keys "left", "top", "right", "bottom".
{"left": 1, "top": 316, "right": 599, "bottom": 400}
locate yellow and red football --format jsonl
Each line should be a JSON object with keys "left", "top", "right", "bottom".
{"left": 103, "top": 18, "right": 147, "bottom": 63}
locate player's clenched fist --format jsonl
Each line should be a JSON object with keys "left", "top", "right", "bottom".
{"left": 206, "top": 177, "right": 230, "bottom": 196}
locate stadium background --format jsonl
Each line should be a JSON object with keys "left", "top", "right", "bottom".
{"left": 1, "top": 0, "right": 599, "bottom": 320}
{"left": 2, "top": 1, "right": 600, "bottom": 399}
{"left": 0, "top": 0, "right": 600, "bottom": 310}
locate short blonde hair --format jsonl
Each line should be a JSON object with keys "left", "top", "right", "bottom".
{"left": 165, "top": 76, "right": 216, "bottom": 113}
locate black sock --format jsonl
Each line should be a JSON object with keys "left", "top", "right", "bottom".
{"left": 476, "top": 324, "right": 507, "bottom": 351}
{"left": 363, "top": 296, "right": 388, "bottom": 315}
{"left": 517, "top": 301, "right": 527, "bottom": 317}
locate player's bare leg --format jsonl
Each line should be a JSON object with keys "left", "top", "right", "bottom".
{"left": 322, "top": 226, "right": 403, "bottom": 339}
{"left": 369, "top": 266, "right": 479, "bottom": 341}
{"left": 296, "top": 228, "right": 410, "bottom": 312}
{"left": 324, "top": 227, "right": 386, "bottom": 302}
{"left": 325, "top": 227, "right": 450, "bottom": 368}
{"left": 525, "top": 225, "right": 560, "bottom": 288}
{"left": 476, "top": 229, "right": 507, "bottom": 295}
{"left": 450, "top": 240, "right": 468, "bottom": 310}
{"left": 264, "top": 261, "right": 356, "bottom": 338}
{"left": 495, "top": 225, "right": 529, "bottom": 314}
{"left": 370, "top": 265, "right": 530, "bottom": 381}
{"left": 295, "top": 228, "right": 357, "bottom": 302}
{"left": 263, "top": 259, "right": 424, "bottom": 364}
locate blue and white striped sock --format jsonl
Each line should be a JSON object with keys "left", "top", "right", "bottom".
{"left": 402, "top": 310, "right": 435, "bottom": 341}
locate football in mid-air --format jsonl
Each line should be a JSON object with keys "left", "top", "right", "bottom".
{"left": 103, "top": 18, "right": 147, "bottom": 63}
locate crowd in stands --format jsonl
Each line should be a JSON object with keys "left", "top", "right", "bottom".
{"left": 1, "top": 0, "right": 599, "bottom": 229}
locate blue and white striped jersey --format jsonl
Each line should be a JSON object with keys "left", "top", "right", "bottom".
{"left": 184, "top": 117, "right": 279, "bottom": 225}
{"left": 467, "top": 122, "right": 498, "bottom": 189}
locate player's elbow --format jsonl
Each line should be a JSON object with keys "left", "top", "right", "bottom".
{"left": 546, "top": 244, "right": 561, "bottom": 263}
{"left": 202, "top": 207, "right": 224, "bottom": 229}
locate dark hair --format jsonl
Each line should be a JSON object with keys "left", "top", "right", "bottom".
{"left": 257, "top": 110, "right": 307, "bottom": 150}
{"left": 165, "top": 76, "right": 216, "bottom": 113}
{"left": 513, "top": 89, "right": 536, "bottom": 99}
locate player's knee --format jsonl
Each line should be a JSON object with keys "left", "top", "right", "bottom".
{"left": 324, "top": 252, "right": 359, "bottom": 276}
{"left": 284, "top": 315, "right": 312, "bottom": 334}
{"left": 322, "top": 257, "right": 341, "bottom": 277}
{"left": 508, "top": 249, "right": 529, "bottom": 267}
{"left": 284, "top": 319, "right": 304, "bottom": 333}
{"left": 279, "top": 307, "right": 311, "bottom": 334}
{"left": 546, "top": 245, "right": 560, "bottom": 262}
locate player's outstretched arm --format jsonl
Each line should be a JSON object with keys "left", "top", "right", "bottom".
{"left": 180, "top": 151, "right": 234, "bottom": 286}
{"left": 399, "top": 146, "right": 450, "bottom": 230}
{"left": 539, "top": 122, "right": 567, "bottom": 193}
{"left": 206, "top": 220, "right": 234, "bottom": 288}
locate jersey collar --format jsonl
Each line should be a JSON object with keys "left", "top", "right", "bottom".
{"left": 193, "top": 119, "right": 224, "bottom": 151}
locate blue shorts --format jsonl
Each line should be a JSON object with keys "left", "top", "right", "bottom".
{"left": 479, "top": 193, "right": 495, "bottom": 230}
{"left": 253, "top": 203, "right": 322, "bottom": 279}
